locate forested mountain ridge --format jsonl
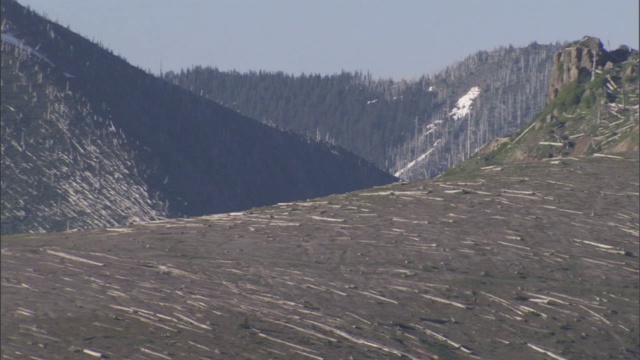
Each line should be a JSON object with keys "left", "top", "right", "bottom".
{"left": 164, "top": 42, "right": 565, "bottom": 179}
{"left": 0, "top": 0, "right": 396, "bottom": 235}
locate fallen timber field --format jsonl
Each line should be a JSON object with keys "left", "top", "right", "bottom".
{"left": 2, "top": 155, "right": 639, "bottom": 359}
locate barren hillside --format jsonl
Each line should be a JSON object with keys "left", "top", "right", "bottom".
{"left": 2, "top": 154, "right": 638, "bottom": 359}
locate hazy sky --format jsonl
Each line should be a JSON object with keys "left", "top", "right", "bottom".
{"left": 16, "top": 0, "right": 640, "bottom": 79}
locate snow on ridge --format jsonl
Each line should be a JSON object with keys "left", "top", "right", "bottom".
{"left": 449, "top": 86, "right": 480, "bottom": 120}
{"left": 394, "top": 86, "right": 480, "bottom": 179}
{"left": 1, "top": 32, "right": 54, "bottom": 66}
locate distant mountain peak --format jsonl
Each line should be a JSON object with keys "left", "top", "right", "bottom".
{"left": 166, "top": 42, "right": 565, "bottom": 181}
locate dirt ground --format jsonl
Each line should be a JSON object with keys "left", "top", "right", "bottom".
{"left": 2, "top": 155, "right": 639, "bottom": 359}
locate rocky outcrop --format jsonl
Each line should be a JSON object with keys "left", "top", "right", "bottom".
{"left": 549, "top": 36, "right": 633, "bottom": 100}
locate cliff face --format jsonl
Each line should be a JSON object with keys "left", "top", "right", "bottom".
{"left": 549, "top": 36, "right": 633, "bottom": 100}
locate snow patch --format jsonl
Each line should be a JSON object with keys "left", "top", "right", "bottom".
{"left": 366, "top": 99, "right": 379, "bottom": 105}
{"left": 449, "top": 86, "right": 480, "bottom": 120}
{"left": 394, "top": 139, "right": 441, "bottom": 178}
{"left": 1, "top": 32, "right": 54, "bottom": 66}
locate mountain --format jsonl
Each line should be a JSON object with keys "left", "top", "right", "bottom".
{"left": 2, "top": 36, "right": 638, "bottom": 359}
{"left": 0, "top": 0, "right": 396, "bottom": 235}
{"left": 164, "top": 42, "right": 565, "bottom": 179}
{"left": 441, "top": 36, "right": 639, "bottom": 178}
{"left": 2, "top": 119, "right": 638, "bottom": 359}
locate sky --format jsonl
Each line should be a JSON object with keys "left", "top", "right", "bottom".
{"left": 15, "top": 0, "right": 640, "bottom": 80}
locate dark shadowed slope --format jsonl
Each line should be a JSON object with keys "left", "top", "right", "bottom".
{"left": 1, "top": 0, "right": 396, "bottom": 235}
{"left": 2, "top": 154, "right": 638, "bottom": 359}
